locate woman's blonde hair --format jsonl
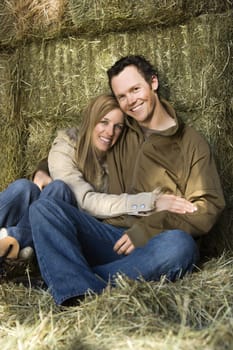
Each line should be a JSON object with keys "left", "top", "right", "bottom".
{"left": 75, "top": 94, "right": 123, "bottom": 191}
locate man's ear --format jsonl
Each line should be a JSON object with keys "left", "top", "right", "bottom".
{"left": 151, "top": 75, "right": 159, "bottom": 91}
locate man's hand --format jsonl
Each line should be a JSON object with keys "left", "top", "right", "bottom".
{"left": 156, "top": 194, "right": 197, "bottom": 214}
{"left": 113, "top": 233, "right": 135, "bottom": 255}
{"left": 33, "top": 170, "right": 52, "bottom": 190}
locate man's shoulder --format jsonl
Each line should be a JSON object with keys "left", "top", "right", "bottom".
{"left": 182, "top": 124, "right": 210, "bottom": 150}
{"left": 183, "top": 124, "right": 206, "bottom": 138}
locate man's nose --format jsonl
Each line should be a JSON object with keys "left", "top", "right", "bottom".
{"left": 127, "top": 93, "right": 136, "bottom": 106}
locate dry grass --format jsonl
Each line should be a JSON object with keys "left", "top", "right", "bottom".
{"left": 1, "top": 253, "right": 233, "bottom": 349}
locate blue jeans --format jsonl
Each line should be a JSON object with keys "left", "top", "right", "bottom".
{"left": 29, "top": 197, "right": 199, "bottom": 305}
{"left": 0, "top": 179, "right": 76, "bottom": 248}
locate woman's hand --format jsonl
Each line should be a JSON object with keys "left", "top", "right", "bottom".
{"left": 155, "top": 194, "right": 197, "bottom": 214}
{"left": 33, "top": 170, "right": 52, "bottom": 190}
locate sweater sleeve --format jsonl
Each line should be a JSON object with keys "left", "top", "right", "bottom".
{"left": 48, "top": 135, "right": 156, "bottom": 218}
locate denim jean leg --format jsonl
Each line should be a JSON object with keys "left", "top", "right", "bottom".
{"left": 65, "top": 209, "right": 126, "bottom": 266}
{"left": 93, "top": 230, "right": 199, "bottom": 284}
{"left": 40, "top": 180, "right": 77, "bottom": 205}
{"left": 0, "top": 179, "right": 40, "bottom": 227}
{"left": 29, "top": 198, "right": 108, "bottom": 305}
{"left": 6, "top": 180, "right": 76, "bottom": 249}
{"left": 0, "top": 179, "right": 40, "bottom": 248}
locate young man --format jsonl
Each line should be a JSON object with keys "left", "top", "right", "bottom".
{"left": 28, "top": 56, "right": 225, "bottom": 305}
{"left": 105, "top": 55, "right": 226, "bottom": 254}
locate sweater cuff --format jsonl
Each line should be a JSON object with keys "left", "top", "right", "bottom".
{"left": 126, "top": 192, "right": 156, "bottom": 215}
{"left": 126, "top": 224, "right": 149, "bottom": 247}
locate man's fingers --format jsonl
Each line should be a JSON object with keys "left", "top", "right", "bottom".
{"left": 124, "top": 244, "right": 135, "bottom": 255}
{"left": 113, "top": 236, "right": 124, "bottom": 252}
{"left": 114, "top": 234, "right": 135, "bottom": 255}
{"left": 115, "top": 240, "right": 130, "bottom": 255}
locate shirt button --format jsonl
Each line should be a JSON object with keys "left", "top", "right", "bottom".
{"left": 140, "top": 204, "right": 145, "bottom": 209}
{"left": 132, "top": 204, "right": 138, "bottom": 209}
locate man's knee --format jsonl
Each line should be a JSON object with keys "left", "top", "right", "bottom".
{"left": 164, "top": 230, "right": 199, "bottom": 277}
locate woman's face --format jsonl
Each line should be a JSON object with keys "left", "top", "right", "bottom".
{"left": 92, "top": 108, "right": 124, "bottom": 152}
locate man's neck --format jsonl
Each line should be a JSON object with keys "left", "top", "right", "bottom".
{"left": 141, "top": 96, "right": 176, "bottom": 131}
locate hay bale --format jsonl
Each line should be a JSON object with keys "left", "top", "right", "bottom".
{"left": 24, "top": 118, "right": 80, "bottom": 178}
{"left": 0, "top": 52, "right": 25, "bottom": 190}
{"left": 68, "top": 0, "right": 233, "bottom": 36}
{"left": 0, "top": 54, "right": 14, "bottom": 121}
{"left": 19, "top": 39, "right": 95, "bottom": 121}
{"left": 0, "top": 0, "right": 68, "bottom": 47}
{"left": 19, "top": 12, "right": 233, "bottom": 118}
{"left": 0, "top": 0, "right": 232, "bottom": 47}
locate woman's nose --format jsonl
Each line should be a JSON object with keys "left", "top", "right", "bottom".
{"left": 105, "top": 124, "right": 114, "bottom": 136}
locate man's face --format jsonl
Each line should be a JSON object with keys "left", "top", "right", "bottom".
{"left": 111, "top": 65, "right": 158, "bottom": 128}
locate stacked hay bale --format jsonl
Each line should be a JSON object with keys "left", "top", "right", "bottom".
{"left": 0, "top": 0, "right": 232, "bottom": 255}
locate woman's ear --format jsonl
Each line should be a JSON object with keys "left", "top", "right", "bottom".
{"left": 151, "top": 75, "right": 159, "bottom": 91}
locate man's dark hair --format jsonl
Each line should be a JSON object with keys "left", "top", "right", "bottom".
{"left": 107, "top": 55, "right": 158, "bottom": 91}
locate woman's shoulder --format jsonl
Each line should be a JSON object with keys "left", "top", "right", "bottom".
{"left": 55, "top": 127, "right": 79, "bottom": 146}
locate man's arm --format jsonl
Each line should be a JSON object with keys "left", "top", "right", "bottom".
{"left": 124, "top": 136, "right": 225, "bottom": 248}
{"left": 113, "top": 193, "right": 198, "bottom": 255}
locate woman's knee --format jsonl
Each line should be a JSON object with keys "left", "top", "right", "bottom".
{"left": 10, "top": 179, "right": 40, "bottom": 198}
{"left": 42, "top": 180, "right": 69, "bottom": 194}
{"left": 41, "top": 180, "right": 76, "bottom": 204}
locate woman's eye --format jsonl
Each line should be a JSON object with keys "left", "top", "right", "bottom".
{"left": 118, "top": 95, "right": 126, "bottom": 102}
{"left": 115, "top": 124, "right": 124, "bottom": 130}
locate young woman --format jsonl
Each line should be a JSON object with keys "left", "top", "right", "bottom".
{"left": 0, "top": 94, "right": 157, "bottom": 265}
